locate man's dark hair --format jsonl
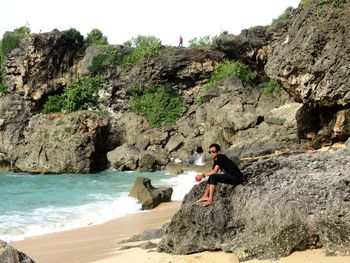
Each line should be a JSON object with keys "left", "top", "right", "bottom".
{"left": 209, "top": 143, "right": 221, "bottom": 151}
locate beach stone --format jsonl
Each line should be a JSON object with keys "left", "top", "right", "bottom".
{"left": 0, "top": 240, "right": 35, "bottom": 263}
{"left": 158, "top": 147, "right": 350, "bottom": 260}
{"left": 129, "top": 177, "right": 173, "bottom": 210}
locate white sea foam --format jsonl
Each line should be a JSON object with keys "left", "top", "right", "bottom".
{"left": 0, "top": 193, "right": 143, "bottom": 242}
{"left": 160, "top": 171, "right": 198, "bottom": 200}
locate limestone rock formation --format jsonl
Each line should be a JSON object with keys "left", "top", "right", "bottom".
{"left": 129, "top": 177, "right": 173, "bottom": 210}
{"left": 158, "top": 147, "right": 350, "bottom": 260}
{"left": 4, "top": 29, "right": 84, "bottom": 102}
{"left": 266, "top": 2, "right": 350, "bottom": 107}
{"left": 0, "top": 240, "right": 35, "bottom": 263}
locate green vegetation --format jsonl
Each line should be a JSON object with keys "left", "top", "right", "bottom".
{"left": 302, "top": 0, "right": 348, "bottom": 7}
{"left": 43, "top": 76, "right": 106, "bottom": 113}
{"left": 1, "top": 26, "right": 30, "bottom": 58}
{"left": 263, "top": 79, "right": 283, "bottom": 96}
{"left": 116, "top": 35, "right": 164, "bottom": 69}
{"left": 204, "top": 60, "right": 256, "bottom": 91}
{"left": 88, "top": 53, "right": 111, "bottom": 74}
{"left": 86, "top": 28, "right": 108, "bottom": 46}
{"left": 196, "top": 96, "right": 206, "bottom": 105}
{"left": 0, "top": 26, "right": 30, "bottom": 89}
{"left": 130, "top": 85, "right": 186, "bottom": 128}
{"left": 270, "top": 7, "right": 293, "bottom": 28}
{"left": 65, "top": 28, "right": 84, "bottom": 45}
{"left": 0, "top": 82, "right": 8, "bottom": 94}
{"left": 301, "top": 0, "right": 312, "bottom": 5}
{"left": 188, "top": 35, "right": 213, "bottom": 48}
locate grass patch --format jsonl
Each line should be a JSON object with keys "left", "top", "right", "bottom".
{"left": 263, "top": 79, "right": 283, "bottom": 96}
{"left": 129, "top": 85, "right": 186, "bottom": 128}
{"left": 204, "top": 60, "right": 255, "bottom": 91}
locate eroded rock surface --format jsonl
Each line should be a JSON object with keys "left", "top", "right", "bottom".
{"left": 158, "top": 147, "right": 350, "bottom": 260}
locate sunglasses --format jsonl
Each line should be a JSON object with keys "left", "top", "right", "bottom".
{"left": 208, "top": 150, "right": 217, "bottom": 154}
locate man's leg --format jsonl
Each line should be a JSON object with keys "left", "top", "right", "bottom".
{"left": 203, "top": 184, "right": 216, "bottom": 206}
{"left": 197, "top": 184, "right": 210, "bottom": 202}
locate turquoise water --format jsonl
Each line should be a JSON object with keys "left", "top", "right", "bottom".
{"left": 0, "top": 170, "right": 197, "bottom": 242}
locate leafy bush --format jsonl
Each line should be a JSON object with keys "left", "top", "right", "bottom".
{"left": 130, "top": 85, "right": 186, "bottom": 128}
{"left": 270, "top": 7, "right": 294, "bottom": 28}
{"left": 1, "top": 26, "right": 30, "bottom": 58}
{"left": 116, "top": 35, "right": 163, "bottom": 69}
{"left": 204, "top": 60, "right": 256, "bottom": 90}
{"left": 188, "top": 35, "right": 213, "bottom": 48}
{"left": 88, "top": 53, "right": 110, "bottom": 74}
{"left": 0, "top": 82, "right": 8, "bottom": 94}
{"left": 43, "top": 76, "right": 106, "bottom": 113}
{"left": 263, "top": 79, "right": 283, "bottom": 95}
{"left": 86, "top": 28, "right": 108, "bottom": 46}
{"left": 302, "top": 0, "right": 348, "bottom": 6}
{"left": 65, "top": 28, "right": 84, "bottom": 45}
{"left": 196, "top": 96, "right": 206, "bottom": 105}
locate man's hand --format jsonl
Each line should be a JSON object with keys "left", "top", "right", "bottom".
{"left": 195, "top": 173, "right": 203, "bottom": 182}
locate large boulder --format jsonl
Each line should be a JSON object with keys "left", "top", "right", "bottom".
{"left": 129, "top": 177, "right": 173, "bottom": 210}
{"left": 265, "top": 2, "right": 350, "bottom": 107}
{"left": 14, "top": 111, "right": 109, "bottom": 173}
{"left": 158, "top": 147, "right": 350, "bottom": 260}
{"left": 0, "top": 240, "right": 35, "bottom": 263}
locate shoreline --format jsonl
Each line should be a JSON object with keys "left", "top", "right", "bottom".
{"left": 11, "top": 201, "right": 182, "bottom": 263}
{"left": 11, "top": 200, "right": 350, "bottom": 263}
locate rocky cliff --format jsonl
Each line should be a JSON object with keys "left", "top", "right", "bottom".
{"left": 266, "top": 0, "right": 350, "bottom": 145}
{"left": 0, "top": 1, "right": 349, "bottom": 175}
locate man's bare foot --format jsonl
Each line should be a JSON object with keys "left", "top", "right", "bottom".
{"left": 203, "top": 201, "right": 214, "bottom": 207}
{"left": 196, "top": 197, "right": 209, "bottom": 203}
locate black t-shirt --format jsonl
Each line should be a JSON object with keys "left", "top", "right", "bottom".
{"left": 213, "top": 154, "right": 243, "bottom": 179}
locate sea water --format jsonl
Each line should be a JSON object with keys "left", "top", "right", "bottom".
{"left": 0, "top": 169, "right": 198, "bottom": 242}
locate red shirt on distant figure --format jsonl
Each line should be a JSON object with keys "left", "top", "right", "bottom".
{"left": 179, "top": 36, "right": 183, "bottom": 47}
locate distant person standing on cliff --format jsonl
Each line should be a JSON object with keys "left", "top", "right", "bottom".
{"left": 195, "top": 144, "right": 243, "bottom": 206}
{"left": 178, "top": 35, "right": 183, "bottom": 47}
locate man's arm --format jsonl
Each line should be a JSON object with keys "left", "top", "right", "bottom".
{"left": 195, "top": 165, "right": 220, "bottom": 182}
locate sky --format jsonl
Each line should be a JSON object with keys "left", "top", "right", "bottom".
{"left": 1, "top": 0, "right": 301, "bottom": 46}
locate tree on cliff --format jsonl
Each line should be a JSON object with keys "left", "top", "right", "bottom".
{"left": 1, "top": 26, "right": 30, "bottom": 59}
{"left": 86, "top": 28, "right": 108, "bottom": 46}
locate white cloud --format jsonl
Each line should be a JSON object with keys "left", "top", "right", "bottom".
{"left": 1, "top": 0, "right": 300, "bottom": 46}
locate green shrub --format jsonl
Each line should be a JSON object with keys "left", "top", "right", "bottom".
{"left": 204, "top": 60, "right": 256, "bottom": 90}
{"left": 130, "top": 85, "right": 186, "bottom": 128}
{"left": 86, "top": 28, "right": 108, "bottom": 46}
{"left": 43, "top": 76, "right": 106, "bottom": 113}
{"left": 116, "top": 35, "right": 163, "bottom": 69}
{"left": 263, "top": 79, "right": 283, "bottom": 95}
{"left": 302, "top": 0, "right": 347, "bottom": 6}
{"left": 319, "top": 0, "right": 347, "bottom": 7}
{"left": 196, "top": 96, "right": 206, "bottom": 105}
{"left": 88, "top": 53, "right": 110, "bottom": 74}
{"left": 1, "top": 26, "right": 30, "bottom": 58}
{"left": 270, "top": 7, "right": 293, "bottom": 28}
{"left": 0, "top": 82, "right": 8, "bottom": 94}
{"left": 301, "top": 0, "right": 312, "bottom": 5}
{"left": 65, "top": 28, "right": 84, "bottom": 45}
{"left": 188, "top": 35, "right": 213, "bottom": 48}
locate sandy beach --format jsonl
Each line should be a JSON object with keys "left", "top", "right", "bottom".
{"left": 11, "top": 201, "right": 350, "bottom": 263}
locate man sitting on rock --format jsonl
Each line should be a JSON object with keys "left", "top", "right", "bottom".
{"left": 195, "top": 143, "right": 243, "bottom": 206}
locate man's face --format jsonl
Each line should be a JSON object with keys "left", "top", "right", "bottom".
{"left": 208, "top": 147, "right": 218, "bottom": 159}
